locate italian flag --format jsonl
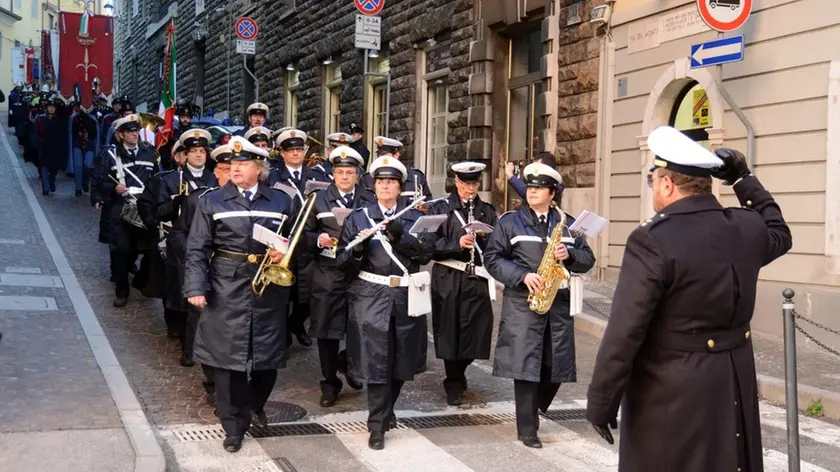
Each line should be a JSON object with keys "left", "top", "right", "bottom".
{"left": 156, "top": 21, "right": 177, "bottom": 149}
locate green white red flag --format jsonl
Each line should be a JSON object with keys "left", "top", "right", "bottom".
{"left": 156, "top": 21, "right": 177, "bottom": 149}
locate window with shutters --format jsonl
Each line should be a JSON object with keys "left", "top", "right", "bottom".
{"left": 285, "top": 69, "right": 299, "bottom": 127}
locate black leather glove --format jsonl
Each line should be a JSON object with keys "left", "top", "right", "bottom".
{"left": 711, "top": 148, "right": 750, "bottom": 185}
{"left": 385, "top": 219, "right": 404, "bottom": 244}
{"left": 591, "top": 418, "right": 617, "bottom": 445}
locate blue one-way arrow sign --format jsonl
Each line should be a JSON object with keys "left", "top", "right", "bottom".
{"left": 690, "top": 35, "right": 744, "bottom": 69}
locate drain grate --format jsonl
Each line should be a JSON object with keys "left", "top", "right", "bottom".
{"left": 401, "top": 412, "right": 516, "bottom": 429}
{"left": 263, "top": 401, "right": 308, "bottom": 423}
{"left": 540, "top": 408, "right": 587, "bottom": 422}
{"left": 249, "top": 422, "right": 333, "bottom": 438}
{"left": 172, "top": 408, "right": 588, "bottom": 442}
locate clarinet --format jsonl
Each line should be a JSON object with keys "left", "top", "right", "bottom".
{"left": 465, "top": 194, "right": 479, "bottom": 279}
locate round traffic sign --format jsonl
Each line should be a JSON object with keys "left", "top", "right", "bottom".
{"left": 696, "top": 0, "right": 752, "bottom": 32}
{"left": 354, "top": 0, "right": 384, "bottom": 16}
{"left": 235, "top": 17, "right": 259, "bottom": 40}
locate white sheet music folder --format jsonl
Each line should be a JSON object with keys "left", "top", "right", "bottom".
{"left": 409, "top": 214, "right": 447, "bottom": 235}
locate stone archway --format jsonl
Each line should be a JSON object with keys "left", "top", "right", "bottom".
{"left": 637, "top": 58, "right": 725, "bottom": 218}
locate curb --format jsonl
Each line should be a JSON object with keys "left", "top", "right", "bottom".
{"left": 0, "top": 129, "right": 166, "bottom": 472}
{"left": 574, "top": 307, "right": 840, "bottom": 421}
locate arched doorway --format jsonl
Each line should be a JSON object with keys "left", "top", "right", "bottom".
{"left": 638, "top": 58, "right": 726, "bottom": 219}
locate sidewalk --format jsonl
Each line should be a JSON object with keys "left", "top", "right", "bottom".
{"left": 0, "top": 126, "right": 164, "bottom": 471}
{"left": 574, "top": 276, "right": 840, "bottom": 420}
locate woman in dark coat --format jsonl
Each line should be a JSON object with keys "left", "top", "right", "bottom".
{"left": 336, "top": 155, "right": 435, "bottom": 451}
{"left": 484, "top": 162, "right": 595, "bottom": 449}
{"left": 35, "top": 97, "right": 69, "bottom": 195}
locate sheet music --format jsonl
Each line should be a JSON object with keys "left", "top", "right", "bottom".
{"left": 462, "top": 221, "right": 494, "bottom": 234}
{"left": 409, "top": 215, "right": 447, "bottom": 235}
{"left": 252, "top": 224, "right": 290, "bottom": 253}
{"left": 568, "top": 210, "right": 609, "bottom": 238}
{"left": 304, "top": 180, "right": 331, "bottom": 195}
{"left": 272, "top": 182, "right": 299, "bottom": 199}
{"left": 331, "top": 208, "right": 353, "bottom": 226}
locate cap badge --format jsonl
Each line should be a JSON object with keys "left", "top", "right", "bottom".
{"left": 533, "top": 167, "right": 541, "bottom": 176}
{"left": 290, "top": 131, "right": 296, "bottom": 137}
{"left": 339, "top": 135, "right": 347, "bottom": 143}
{"left": 376, "top": 138, "right": 383, "bottom": 146}
{"left": 232, "top": 141, "right": 243, "bottom": 153}
{"left": 340, "top": 150, "right": 347, "bottom": 158}
{"left": 193, "top": 131, "right": 201, "bottom": 138}
{"left": 382, "top": 157, "right": 389, "bottom": 165}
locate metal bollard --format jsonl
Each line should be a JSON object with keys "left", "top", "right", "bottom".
{"left": 782, "top": 288, "right": 800, "bottom": 472}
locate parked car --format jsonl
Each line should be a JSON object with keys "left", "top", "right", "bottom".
{"left": 189, "top": 118, "right": 243, "bottom": 148}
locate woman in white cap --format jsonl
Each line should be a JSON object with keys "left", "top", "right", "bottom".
{"left": 337, "top": 154, "right": 435, "bottom": 451}
{"left": 484, "top": 161, "right": 595, "bottom": 449}
{"left": 426, "top": 161, "right": 497, "bottom": 406}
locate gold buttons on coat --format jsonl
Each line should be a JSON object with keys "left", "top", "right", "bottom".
{"left": 745, "top": 331, "right": 751, "bottom": 339}
{"left": 707, "top": 339, "right": 716, "bottom": 349}
{"left": 248, "top": 254, "right": 258, "bottom": 263}
{"left": 746, "top": 200, "right": 753, "bottom": 207}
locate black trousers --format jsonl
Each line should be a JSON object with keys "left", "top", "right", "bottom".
{"left": 201, "top": 364, "right": 215, "bottom": 395}
{"left": 513, "top": 319, "right": 562, "bottom": 439}
{"left": 443, "top": 359, "right": 473, "bottom": 396}
{"left": 317, "top": 338, "right": 342, "bottom": 395}
{"left": 288, "top": 294, "right": 310, "bottom": 336}
{"left": 111, "top": 250, "right": 138, "bottom": 296}
{"left": 163, "top": 307, "right": 187, "bottom": 336}
{"left": 366, "top": 316, "right": 404, "bottom": 433}
{"left": 182, "top": 308, "right": 201, "bottom": 361}
{"left": 212, "top": 367, "right": 277, "bottom": 438}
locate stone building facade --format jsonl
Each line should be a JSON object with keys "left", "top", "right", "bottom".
{"left": 113, "top": 0, "right": 601, "bottom": 210}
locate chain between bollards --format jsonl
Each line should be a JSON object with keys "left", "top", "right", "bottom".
{"left": 782, "top": 288, "right": 800, "bottom": 472}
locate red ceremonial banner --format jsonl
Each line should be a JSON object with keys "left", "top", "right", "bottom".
{"left": 59, "top": 12, "right": 114, "bottom": 107}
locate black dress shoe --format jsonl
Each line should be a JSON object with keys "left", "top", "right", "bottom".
{"left": 223, "top": 436, "right": 243, "bottom": 453}
{"left": 252, "top": 409, "right": 268, "bottom": 428}
{"left": 345, "top": 372, "right": 364, "bottom": 391}
{"left": 113, "top": 297, "right": 128, "bottom": 307}
{"left": 518, "top": 436, "right": 542, "bottom": 449}
{"left": 75, "top": 191, "right": 82, "bottom": 197}
{"left": 50, "top": 184, "right": 56, "bottom": 192}
{"left": 206, "top": 392, "right": 216, "bottom": 406}
{"left": 295, "top": 331, "right": 312, "bottom": 347}
{"left": 42, "top": 190, "right": 49, "bottom": 196}
{"left": 180, "top": 355, "right": 195, "bottom": 367}
{"left": 319, "top": 392, "right": 337, "bottom": 408}
{"left": 368, "top": 431, "right": 385, "bottom": 450}
{"left": 82, "top": 184, "right": 89, "bottom": 193}
{"left": 446, "top": 391, "right": 463, "bottom": 406}
{"left": 386, "top": 415, "right": 397, "bottom": 431}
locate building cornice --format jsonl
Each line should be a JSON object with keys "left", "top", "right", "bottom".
{"left": 0, "top": 7, "right": 23, "bottom": 26}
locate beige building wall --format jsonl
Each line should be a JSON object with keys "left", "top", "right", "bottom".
{"left": 596, "top": 0, "right": 840, "bottom": 348}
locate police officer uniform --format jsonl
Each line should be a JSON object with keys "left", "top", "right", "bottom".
{"left": 337, "top": 156, "right": 435, "bottom": 450}
{"left": 347, "top": 123, "right": 371, "bottom": 169}
{"left": 269, "top": 129, "right": 329, "bottom": 347}
{"left": 312, "top": 132, "right": 353, "bottom": 181}
{"left": 159, "top": 99, "right": 196, "bottom": 170}
{"left": 93, "top": 114, "right": 160, "bottom": 307}
{"left": 234, "top": 102, "right": 269, "bottom": 137}
{"left": 427, "top": 162, "right": 498, "bottom": 406}
{"left": 184, "top": 137, "right": 296, "bottom": 453}
{"left": 160, "top": 129, "right": 218, "bottom": 364}
{"left": 244, "top": 126, "right": 272, "bottom": 150}
{"left": 302, "top": 146, "right": 373, "bottom": 407}
{"left": 268, "top": 126, "right": 293, "bottom": 169}
{"left": 361, "top": 137, "right": 433, "bottom": 207}
{"left": 484, "top": 162, "right": 596, "bottom": 449}
{"left": 586, "top": 126, "right": 793, "bottom": 472}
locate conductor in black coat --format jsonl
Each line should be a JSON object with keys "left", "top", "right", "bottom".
{"left": 302, "top": 145, "right": 372, "bottom": 408}
{"left": 484, "top": 162, "right": 596, "bottom": 449}
{"left": 427, "top": 162, "right": 498, "bottom": 406}
{"left": 586, "top": 126, "right": 792, "bottom": 472}
{"left": 184, "top": 137, "right": 297, "bottom": 453}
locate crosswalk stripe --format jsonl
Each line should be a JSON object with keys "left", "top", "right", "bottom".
{"left": 158, "top": 428, "right": 283, "bottom": 472}
{"left": 525, "top": 420, "right": 618, "bottom": 471}
{"left": 763, "top": 449, "right": 832, "bottom": 472}
{"left": 334, "top": 429, "right": 474, "bottom": 472}
{"left": 759, "top": 403, "right": 840, "bottom": 447}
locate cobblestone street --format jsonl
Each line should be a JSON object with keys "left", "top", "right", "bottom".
{"left": 3, "top": 124, "right": 840, "bottom": 471}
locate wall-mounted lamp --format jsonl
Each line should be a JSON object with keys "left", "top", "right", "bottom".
{"left": 285, "top": 63, "right": 295, "bottom": 71}
{"left": 322, "top": 56, "right": 333, "bottom": 65}
{"left": 368, "top": 50, "right": 379, "bottom": 58}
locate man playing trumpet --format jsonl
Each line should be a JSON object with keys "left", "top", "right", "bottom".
{"left": 184, "top": 136, "right": 297, "bottom": 453}
{"left": 302, "top": 146, "right": 374, "bottom": 407}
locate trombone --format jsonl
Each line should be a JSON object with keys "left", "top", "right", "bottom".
{"left": 251, "top": 192, "right": 318, "bottom": 295}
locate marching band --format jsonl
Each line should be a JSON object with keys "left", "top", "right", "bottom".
{"left": 73, "top": 96, "right": 607, "bottom": 453}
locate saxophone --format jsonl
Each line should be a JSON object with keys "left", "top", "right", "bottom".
{"left": 527, "top": 209, "right": 572, "bottom": 315}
